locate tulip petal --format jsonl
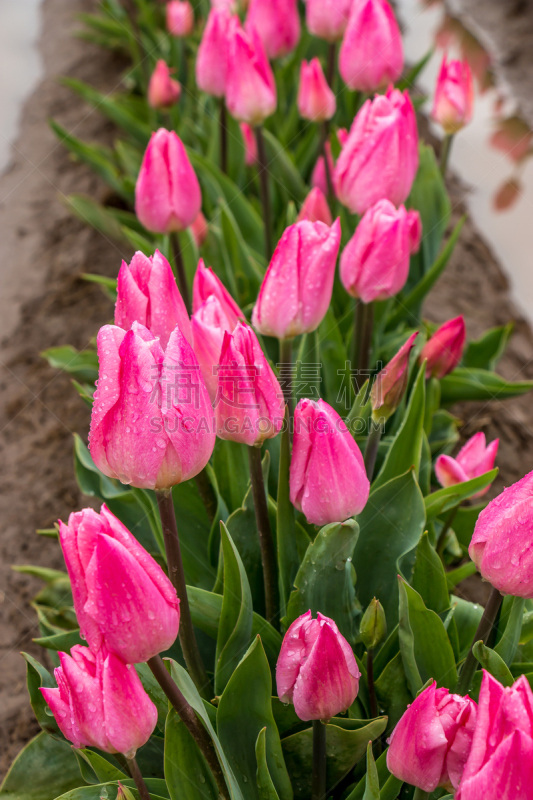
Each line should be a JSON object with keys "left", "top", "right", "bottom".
{"left": 276, "top": 610, "right": 315, "bottom": 703}
{"left": 435, "top": 454, "right": 470, "bottom": 488}
{"left": 147, "top": 250, "right": 192, "bottom": 348}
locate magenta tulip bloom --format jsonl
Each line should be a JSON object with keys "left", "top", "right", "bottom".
{"left": 166, "top": 0, "right": 194, "bottom": 36}
{"left": 148, "top": 60, "right": 181, "bottom": 109}
{"left": 334, "top": 87, "right": 419, "bottom": 215}
{"left": 240, "top": 122, "right": 258, "bottom": 165}
{"left": 371, "top": 332, "right": 418, "bottom": 422}
{"left": 135, "top": 129, "right": 202, "bottom": 234}
{"left": 436, "top": 432, "right": 498, "bottom": 497}
{"left": 196, "top": 6, "right": 233, "bottom": 97}
{"left": 340, "top": 199, "right": 421, "bottom": 303}
{"left": 276, "top": 610, "right": 360, "bottom": 721}
{"left": 89, "top": 321, "right": 215, "bottom": 490}
{"left": 59, "top": 505, "right": 180, "bottom": 663}
{"left": 226, "top": 22, "right": 277, "bottom": 125}
{"left": 115, "top": 250, "right": 192, "bottom": 351}
{"left": 339, "top": 0, "right": 403, "bottom": 92}
{"left": 41, "top": 645, "right": 157, "bottom": 756}
{"left": 297, "top": 58, "right": 336, "bottom": 123}
{"left": 469, "top": 470, "right": 533, "bottom": 598}
{"left": 252, "top": 218, "right": 341, "bottom": 340}
{"left": 419, "top": 315, "right": 466, "bottom": 379}
{"left": 192, "top": 295, "right": 234, "bottom": 402}
{"left": 192, "top": 258, "right": 243, "bottom": 330}
{"left": 304, "top": 0, "right": 352, "bottom": 43}
{"left": 311, "top": 141, "right": 336, "bottom": 198}
{"left": 297, "top": 187, "right": 332, "bottom": 226}
{"left": 215, "top": 322, "right": 284, "bottom": 446}
{"left": 456, "top": 671, "right": 533, "bottom": 800}
{"left": 432, "top": 55, "right": 474, "bottom": 134}
{"left": 245, "top": 0, "right": 300, "bottom": 59}
{"left": 387, "top": 681, "right": 477, "bottom": 793}
{"left": 290, "top": 398, "right": 369, "bottom": 526}
{"left": 191, "top": 211, "right": 209, "bottom": 249}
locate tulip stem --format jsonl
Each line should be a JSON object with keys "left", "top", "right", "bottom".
{"left": 255, "top": 125, "right": 273, "bottom": 262}
{"left": 194, "top": 468, "right": 218, "bottom": 524}
{"left": 457, "top": 585, "right": 503, "bottom": 695}
{"left": 436, "top": 504, "right": 459, "bottom": 560}
{"left": 147, "top": 655, "right": 229, "bottom": 800}
{"left": 366, "top": 647, "right": 381, "bottom": 756}
{"left": 352, "top": 300, "right": 374, "bottom": 393}
{"left": 219, "top": 99, "right": 228, "bottom": 175}
{"left": 440, "top": 133, "right": 453, "bottom": 178}
{"left": 126, "top": 757, "right": 151, "bottom": 800}
{"left": 312, "top": 720, "right": 327, "bottom": 800}
{"left": 155, "top": 490, "right": 213, "bottom": 700}
{"left": 364, "top": 422, "right": 382, "bottom": 482}
{"left": 248, "top": 444, "right": 279, "bottom": 626}
{"left": 279, "top": 338, "right": 294, "bottom": 421}
{"left": 413, "top": 789, "right": 430, "bottom": 800}
{"left": 171, "top": 232, "right": 191, "bottom": 315}
{"left": 326, "top": 43, "right": 336, "bottom": 88}
{"left": 320, "top": 123, "right": 334, "bottom": 204}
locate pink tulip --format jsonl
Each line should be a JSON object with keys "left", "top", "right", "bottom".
{"left": 192, "top": 258, "right": 244, "bottom": 330}
{"left": 252, "top": 218, "right": 341, "bottom": 340}
{"left": 59, "top": 506, "right": 180, "bottom": 663}
{"left": 148, "top": 60, "right": 181, "bottom": 109}
{"left": 192, "top": 295, "right": 234, "bottom": 402}
{"left": 297, "top": 58, "right": 336, "bottom": 122}
{"left": 115, "top": 250, "right": 192, "bottom": 351}
{"left": 334, "top": 87, "right": 419, "bottom": 214}
{"left": 190, "top": 211, "right": 209, "bottom": 248}
{"left": 215, "top": 322, "right": 284, "bottom": 446}
{"left": 196, "top": 6, "right": 233, "bottom": 97}
{"left": 311, "top": 141, "right": 336, "bottom": 198}
{"left": 276, "top": 610, "right": 360, "bottom": 721}
{"left": 240, "top": 122, "right": 258, "bottom": 166}
{"left": 469, "top": 470, "right": 533, "bottom": 598}
{"left": 226, "top": 22, "right": 277, "bottom": 125}
{"left": 339, "top": 0, "right": 403, "bottom": 92}
{"left": 166, "top": 0, "right": 194, "bottom": 37}
{"left": 419, "top": 316, "right": 466, "bottom": 379}
{"left": 304, "top": 0, "right": 352, "bottom": 43}
{"left": 371, "top": 332, "right": 418, "bottom": 422}
{"left": 290, "top": 398, "right": 369, "bottom": 526}
{"left": 297, "top": 187, "right": 332, "bottom": 226}
{"left": 456, "top": 672, "right": 533, "bottom": 800}
{"left": 387, "top": 681, "right": 477, "bottom": 792}
{"left": 432, "top": 55, "right": 474, "bottom": 134}
{"left": 89, "top": 321, "right": 215, "bottom": 490}
{"left": 340, "top": 199, "right": 421, "bottom": 303}
{"left": 41, "top": 645, "right": 157, "bottom": 756}
{"left": 435, "top": 432, "right": 498, "bottom": 497}
{"left": 245, "top": 0, "right": 300, "bottom": 59}
{"left": 135, "top": 129, "right": 202, "bottom": 234}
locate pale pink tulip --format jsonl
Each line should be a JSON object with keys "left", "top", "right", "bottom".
{"left": 226, "top": 22, "right": 277, "bottom": 125}
{"left": 192, "top": 258, "right": 243, "bottom": 330}
{"left": 166, "top": 0, "right": 194, "bottom": 37}
{"left": 432, "top": 55, "right": 474, "bottom": 134}
{"left": 148, "top": 60, "right": 181, "bottom": 109}
{"left": 339, "top": 0, "right": 403, "bottom": 92}
{"left": 297, "top": 58, "right": 336, "bottom": 122}
{"left": 297, "top": 187, "right": 332, "bottom": 226}
{"left": 436, "top": 432, "right": 498, "bottom": 497}
{"left": 245, "top": 0, "right": 300, "bottom": 59}
{"left": 304, "top": 0, "right": 352, "bottom": 43}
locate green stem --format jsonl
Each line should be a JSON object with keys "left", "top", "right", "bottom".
{"left": 320, "top": 122, "right": 334, "bottom": 205}
{"left": 364, "top": 423, "right": 382, "bottom": 482}
{"left": 413, "top": 789, "right": 430, "bottom": 800}
{"left": 277, "top": 404, "right": 297, "bottom": 617}
{"left": 436, "top": 504, "right": 459, "bottom": 560}
{"left": 248, "top": 445, "right": 279, "bottom": 625}
{"left": 440, "top": 133, "right": 454, "bottom": 178}
{"left": 279, "top": 338, "right": 294, "bottom": 421}
{"left": 255, "top": 125, "right": 273, "bottom": 262}
{"left": 366, "top": 648, "right": 381, "bottom": 756}
{"left": 219, "top": 99, "right": 228, "bottom": 174}
{"left": 457, "top": 585, "right": 503, "bottom": 695}
{"left": 312, "top": 720, "right": 327, "bottom": 800}
{"left": 326, "top": 42, "right": 336, "bottom": 88}
{"left": 171, "top": 232, "right": 191, "bottom": 314}
{"left": 126, "top": 757, "right": 151, "bottom": 800}
{"left": 194, "top": 468, "right": 218, "bottom": 524}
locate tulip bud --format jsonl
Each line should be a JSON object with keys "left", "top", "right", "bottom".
{"left": 297, "top": 58, "right": 336, "bottom": 123}
{"left": 226, "top": 22, "right": 277, "bottom": 125}
{"left": 419, "top": 315, "right": 466, "bottom": 379}
{"left": 290, "top": 398, "right": 370, "bottom": 526}
{"left": 135, "top": 129, "right": 202, "bottom": 234}
{"left": 89, "top": 321, "right": 215, "bottom": 490}
{"left": 387, "top": 681, "right": 477, "bottom": 792}
{"left": 115, "top": 250, "right": 192, "bottom": 351}
{"left": 339, "top": 0, "right": 403, "bottom": 92}
{"left": 435, "top": 432, "right": 499, "bottom": 497}
{"left": 59, "top": 505, "right": 180, "bottom": 663}
{"left": 41, "top": 645, "right": 158, "bottom": 756}
{"left": 148, "top": 60, "right": 181, "bottom": 109}
{"left": 252, "top": 218, "right": 341, "bottom": 340}
{"left": 192, "top": 258, "right": 244, "bottom": 330}
{"left": 311, "top": 141, "right": 336, "bottom": 198}
{"left": 276, "top": 610, "right": 360, "bottom": 721}
{"left": 340, "top": 200, "right": 421, "bottom": 303}
{"left": 245, "top": 0, "right": 300, "bottom": 59}
{"left": 334, "top": 87, "right": 419, "bottom": 215}
{"left": 196, "top": 6, "right": 233, "bottom": 97}
{"left": 215, "top": 322, "right": 284, "bottom": 446}
{"left": 456, "top": 671, "right": 533, "bottom": 800}
{"left": 371, "top": 333, "right": 418, "bottom": 424}
{"left": 190, "top": 211, "right": 209, "bottom": 249}
{"left": 360, "top": 598, "right": 387, "bottom": 650}
{"left": 432, "top": 55, "right": 474, "bottom": 134}
{"left": 166, "top": 0, "right": 194, "bottom": 37}
{"left": 304, "top": 0, "right": 352, "bottom": 43}
{"left": 240, "top": 122, "right": 258, "bottom": 166}
{"left": 297, "top": 187, "right": 332, "bottom": 226}
{"left": 191, "top": 295, "right": 234, "bottom": 402}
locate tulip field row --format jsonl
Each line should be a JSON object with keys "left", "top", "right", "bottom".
{"left": 3, "top": 1, "right": 533, "bottom": 800}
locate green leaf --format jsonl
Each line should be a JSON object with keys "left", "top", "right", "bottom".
{"left": 0, "top": 732, "right": 82, "bottom": 800}
{"left": 472, "top": 642, "right": 514, "bottom": 686}
{"left": 261, "top": 129, "right": 308, "bottom": 203}
{"left": 55, "top": 782, "right": 169, "bottom": 800}
{"left": 345, "top": 750, "right": 401, "bottom": 800}
{"left": 440, "top": 368, "right": 533, "bottom": 404}
{"left": 374, "top": 651, "right": 412, "bottom": 733}
{"left": 213, "top": 439, "right": 250, "bottom": 514}
{"left": 318, "top": 308, "right": 351, "bottom": 416}
{"left": 277, "top": 414, "right": 298, "bottom": 617}
{"left": 463, "top": 324, "right": 514, "bottom": 371}
{"left": 62, "top": 194, "right": 129, "bottom": 247}
{"left": 75, "top": 751, "right": 125, "bottom": 783}
{"left": 135, "top": 663, "right": 168, "bottom": 730}
{"left": 21, "top": 653, "right": 60, "bottom": 736}
{"left": 41, "top": 346, "right": 98, "bottom": 383}
{"left": 453, "top": 505, "right": 485, "bottom": 551}
{"left": 255, "top": 729, "right": 280, "bottom": 800}
{"left": 495, "top": 596, "right": 525, "bottom": 665}
{"left": 219, "top": 202, "right": 263, "bottom": 291}
{"left": 362, "top": 743, "right": 379, "bottom": 800}
{"left": 165, "top": 709, "right": 218, "bottom": 800}
{"left": 225, "top": 485, "right": 265, "bottom": 617}
{"left": 411, "top": 533, "right": 449, "bottom": 614}
{"left": 451, "top": 596, "right": 484, "bottom": 661}
{"left": 445, "top": 562, "right": 477, "bottom": 590}
{"left": 425, "top": 469, "right": 498, "bottom": 520}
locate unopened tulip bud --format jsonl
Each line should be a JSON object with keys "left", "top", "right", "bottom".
{"left": 41, "top": 645, "right": 158, "bottom": 756}
{"left": 190, "top": 211, "right": 209, "bottom": 248}
{"left": 436, "top": 432, "right": 498, "bottom": 497}
{"left": 419, "top": 316, "right": 466, "bottom": 379}
{"left": 245, "top": 0, "right": 300, "bottom": 59}
{"left": 311, "top": 142, "right": 336, "bottom": 198}
{"left": 148, "top": 60, "right": 181, "bottom": 109}
{"left": 196, "top": 6, "right": 233, "bottom": 97}
{"left": 276, "top": 610, "right": 360, "bottom": 721}
{"left": 135, "top": 129, "right": 202, "bottom": 234}
{"left": 166, "top": 0, "right": 194, "bottom": 37}
{"left": 192, "top": 295, "right": 234, "bottom": 402}
{"left": 360, "top": 598, "right": 387, "bottom": 650}
{"left": 226, "top": 22, "right": 277, "bottom": 125}
{"left": 290, "top": 398, "right": 369, "bottom": 526}
{"left": 297, "top": 58, "right": 336, "bottom": 122}
{"left": 371, "top": 332, "right": 418, "bottom": 422}
{"left": 297, "top": 187, "right": 332, "bottom": 226}
{"left": 432, "top": 55, "right": 474, "bottom": 134}
{"left": 339, "top": 0, "right": 403, "bottom": 92}
{"left": 192, "top": 258, "right": 244, "bottom": 330}
{"left": 305, "top": 0, "right": 352, "bottom": 43}
{"left": 240, "top": 122, "right": 258, "bottom": 165}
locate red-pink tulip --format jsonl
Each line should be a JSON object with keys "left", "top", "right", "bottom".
{"left": 297, "top": 187, "right": 332, "bottom": 226}
{"left": 311, "top": 141, "right": 336, "bottom": 198}
{"left": 387, "top": 681, "right": 477, "bottom": 793}
{"left": 371, "top": 332, "right": 418, "bottom": 422}
{"left": 166, "top": 0, "right": 194, "bottom": 36}
{"left": 339, "top": 0, "right": 403, "bottom": 92}
{"left": 89, "top": 321, "right": 215, "bottom": 490}
{"left": 334, "top": 87, "right": 419, "bottom": 214}
{"left": 432, "top": 55, "right": 474, "bottom": 134}
{"left": 191, "top": 211, "right": 209, "bottom": 248}
{"left": 215, "top": 322, "right": 284, "bottom": 446}
{"left": 192, "top": 258, "right": 244, "bottom": 330}
{"left": 41, "top": 645, "right": 157, "bottom": 756}
{"left": 245, "top": 0, "right": 300, "bottom": 59}
{"left": 192, "top": 295, "right": 234, "bottom": 402}
{"left": 135, "top": 129, "right": 202, "bottom": 234}
{"left": 240, "top": 122, "right": 258, "bottom": 165}
{"left": 276, "top": 610, "right": 360, "bottom": 721}
{"left": 436, "top": 432, "right": 498, "bottom": 497}
{"left": 115, "top": 250, "right": 192, "bottom": 351}
{"left": 340, "top": 199, "right": 421, "bottom": 303}
{"left": 196, "top": 6, "right": 234, "bottom": 97}
{"left": 226, "top": 22, "right": 277, "bottom": 125}
{"left": 252, "top": 218, "right": 341, "bottom": 340}
{"left": 290, "top": 398, "right": 369, "bottom": 526}
{"left": 148, "top": 60, "right": 181, "bottom": 109}
{"left": 304, "top": 0, "right": 352, "bottom": 43}
{"left": 456, "top": 671, "right": 533, "bottom": 800}
{"left": 419, "top": 316, "right": 466, "bottom": 379}
{"left": 59, "top": 505, "right": 180, "bottom": 663}
{"left": 297, "top": 58, "right": 336, "bottom": 122}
